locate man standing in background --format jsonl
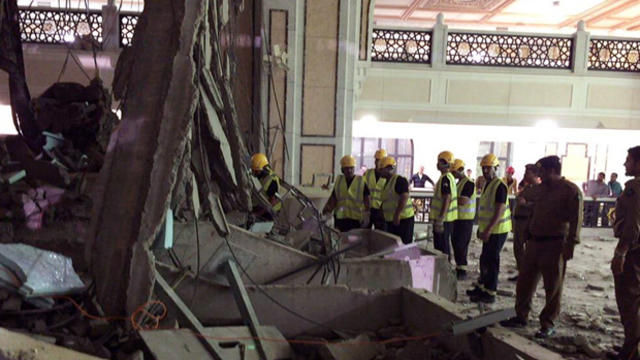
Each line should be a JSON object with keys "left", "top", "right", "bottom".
{"left": 610, "top": 172, "right": 623, "bottom": 197}
{"left": 410, "top": 165, "right": 435, "bottom": 189}
{"left": 584, "top": 172, "right": 610, "bottom": 198}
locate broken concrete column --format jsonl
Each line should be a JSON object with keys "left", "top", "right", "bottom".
{"left": 88, "top": 0, "right": 206, "bottom": 316}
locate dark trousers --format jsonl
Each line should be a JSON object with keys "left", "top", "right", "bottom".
{"left": 335, "top": 218, "right": 361, "bottom": 233}
{"left": 386, "top": 217, "right": 414, "bottom": 244}
{"left": 452, "top": 220, "right": 473, "bottom": 271}
{"left": 515, "top": 239, "right": 566, "bottom": 329}
{"left": 513, "top": 218, "right": 529, "bottom": 272}
{"left": 433, "top": 221, "right": 454, "bottom": 257}
{"left": 370, "top": 208, "right": 386, "bottom": 231}
{"left": 615, "top": 248, "right": 640, "bottom": 360}
{"left": 479, "top": 232, "right": 508, "bottom": 293}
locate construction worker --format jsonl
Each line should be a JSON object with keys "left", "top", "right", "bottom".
{"left": 379, "top": 156, "right": 415, "bottom": 244}
{"left": 509, "top": 164, "right": 540, "bottom": 282}
{"left": 451, "top": 159, "right": 476, "bottom": 280}
{"left": 501, "top": 156, "right": 582, "bottom": 339}
{"left": 503, "top": 166, "right": 518, "bottom": 195}
{"left": 430, "top": 151, "right": 458, "bottom": 257}
{"left": 322, "top": 155, "right": 371, "bottom": 232}
{"left": 363, "top": 149, "right": 388, "bottom": 230}
{"left": 466, "top": 153, "right": 511, "bottom": 304}
{"left": 610, "top": 146, "right": 640, "bottom": 360}
{"left": 250, "top": 153, "right": 281, "bottom": 220}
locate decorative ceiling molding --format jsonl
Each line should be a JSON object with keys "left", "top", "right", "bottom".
{"left": 422, "top": 0, "right": 508, "bottom": 11}
{"left": 374, "top": 0, "right": 640, "bottom": 35}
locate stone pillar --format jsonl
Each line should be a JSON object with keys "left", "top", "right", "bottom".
{"left": 430, "top": 13, "right": 448, "bottom": 69}
{"left": 261, "top": 0, "right": 303, "bottom": 183}
{"left": 572, "top": 20, "right": 590, "bottom": 74}
{"left": 101, "top": 4, "right": 120, "bottom": 50}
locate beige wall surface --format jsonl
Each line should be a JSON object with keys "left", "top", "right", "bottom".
{"left": 356, "top": 64, "right": 640, "bottom": 130}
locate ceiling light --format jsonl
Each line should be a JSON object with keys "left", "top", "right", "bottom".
{"left": 359, "top": 115, "right": 378, "bottom": 123}
{"left": 535, "top": 119, "right": 558, "bottom": 128}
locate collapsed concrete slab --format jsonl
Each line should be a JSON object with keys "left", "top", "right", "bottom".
{"left": 157, "top": 265, "right": 563, "bottom": 360}
{"left": 165, "top": 223, "right": 456, "bottom": 300}
{"left": 0, "top": 327, "right": 105, "bottom": 360}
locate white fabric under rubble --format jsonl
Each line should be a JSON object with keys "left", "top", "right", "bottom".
{"left": 0, "top": 244, "right": 85, "bottom": 297}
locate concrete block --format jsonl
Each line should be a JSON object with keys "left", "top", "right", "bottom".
{"left": 0, "top": 327, "right": 104, "bottom": 359}
{"left": 318, "top": 334, "right": 383, "bottom": 360}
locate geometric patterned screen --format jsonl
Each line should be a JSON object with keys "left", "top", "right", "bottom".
{"left": 447, "top": 32, "right": 573, "bottom": 69}
{"left": 18, "top": 8, "right": 103, "bottom": 45}
{"left": 119, "top": 14, "right": 139, "bottom": 47}
{"left": 588, "top": 38, "right": 640, "bottom": 72}
{"left": 371, "top": 29, "right": 431, "bottom": 63}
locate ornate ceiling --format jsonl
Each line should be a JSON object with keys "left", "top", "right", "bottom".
{"left": 374, "top": 0, "right": 640, "bottom": 36}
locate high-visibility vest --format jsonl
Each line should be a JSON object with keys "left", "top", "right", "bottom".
{"left": 364, "top": 168, "right": 386, "bottom": 209}
{"left": 478, "top": 177, "right": 512, "bottom": 234}
{"left": 430, "top": 172, "right": 458, "bottom": 222}
{"left": 333, "top": 175, "right": 366, "bottom": 221}
{"left": 381, "top": 174, "right": 415, "bottom": 222}
{"left": 457, "top": 176, "right": 477, "bottom": 220}
{"left": 260, "top": 170, "right": 282, "bottom": 212}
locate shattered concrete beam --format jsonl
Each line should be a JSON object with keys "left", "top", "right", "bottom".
{"left": 158, "top": 265, "right": 563, "bottom": 359}
{"left": 87, "top": 0, "right": 205, "bottom": 316}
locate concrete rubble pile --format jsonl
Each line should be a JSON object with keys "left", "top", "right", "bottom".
{"left": 0, "top": 0, "right": 574, "bottom": 358}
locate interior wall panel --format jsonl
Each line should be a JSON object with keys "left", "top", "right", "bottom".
{"left": 300, "top": 144, "right": 335, "bottom": 185}
{"left": 301, "top": 0, "right": 340, "bottom": 136}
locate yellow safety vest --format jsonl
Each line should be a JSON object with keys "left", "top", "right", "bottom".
{"left": 457, "top": 176, "right": 477, "bottom": 221}
{"left": 260, "top": 170, "right": 282, "bottom": 212}
{"left": 333, "top": 175, "right": 366, "bottom": 221}
{"left": 430, "top": 172, "right": 458, "bottom": 222}
{"left": 478, "top": 177, "right": 512, "bottom": 234}
{"left": 364, "top": 168, "right": 386, "bottom": 209}
{"left": 381, "top": 174, "right": 415, "bottom": 222}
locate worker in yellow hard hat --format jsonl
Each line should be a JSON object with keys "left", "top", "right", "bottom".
{"left": 322, "top": 155, "right": 371, "bottom": 232}
{"left": 430, "top": 151, "right": 458, "bottom": 258}
{"left": 466, "top": 153, "right": 511, "bottom": 304}
{"left": 379, "top": 156, "right": 415, "bottom": 244}
{"left": 250, "top": 153, "right": 281, "bottom": 220}
{"left": 363, "top": 149, "right": 388, "bottom": 230}
{"left": 450, "top": 158, "right": 476, "bottom": 280}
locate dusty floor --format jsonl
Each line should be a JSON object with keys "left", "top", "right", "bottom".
{"left": 456, "top": 228, "right": 622, "bottom": 359}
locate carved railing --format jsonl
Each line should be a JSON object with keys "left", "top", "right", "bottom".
{"left": 446, "top": 32, "right": 573, "bottom": 69}
{"left": 18, "top": 7, "right": 103, "bottom": 45}
{"left": 588, "top": 38, "right": 640, "bottom": 72}
{"left": 371, "top": 28, "right": 431, "bottom": 63}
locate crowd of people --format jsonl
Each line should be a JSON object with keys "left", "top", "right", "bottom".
{"left": 249, "top": 146, "right": 640, "bottom": 360}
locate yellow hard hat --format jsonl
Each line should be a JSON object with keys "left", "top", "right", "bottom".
{"left": 374, "top": 149, "right": 387, "bottom": 160}
{"left": 379, "top": 156, "right": 396, "bottom": 169}
{"left": 438, "top": 151, "right": 454, "bottom": 164}
{"left": 480, "top": 153, "right": 499, "bottom": 167}
{"left": 250, "top": 153, "right": 269, "bottom": 171}
{"left": 452, "top": 159, "right": 465, "bottom": 171}
{"left": 340, "top": 155, "right": 356, "bottom": 168}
